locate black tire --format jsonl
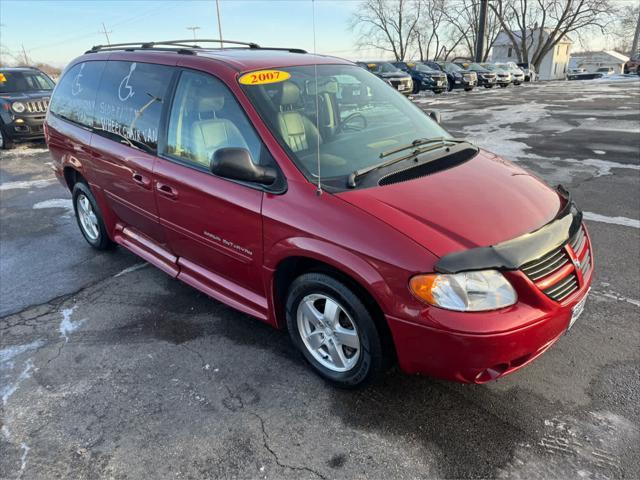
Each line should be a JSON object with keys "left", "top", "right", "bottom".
{"left": 72, "top": 181, "right": 114, "bottom": 250}
{"left": 447, "top": 79, "right": 454, "bottom": 92}
{"left": 285, "top": 273, "right": 386, "bottom": 388}
{"left": 500, "top": 83, "right": 508, "bottom": 88}
{"left": 0, "top": 126, "right": 14, "bottom": 150}
{"left": 412, "top": 81, "right": 420, "bottom": 94}
{"left": 464, "top": 87, "right": 474, "bottom": 92}
{"left": 484, "top": 84, "right": 494, "bottom": 88}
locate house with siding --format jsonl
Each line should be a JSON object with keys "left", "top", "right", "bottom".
{"left": 491, "top": 28, "right": 573, "bottom": 81}
{"left": 569, "top": 50, "right": 630, "bottom": 74}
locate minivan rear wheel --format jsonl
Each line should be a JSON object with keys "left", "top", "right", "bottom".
{"left": 72, "top": 182, "right": 114, "bottom": 250}
{"left": 286, "top": 273, "right": 385, "bottom": 388}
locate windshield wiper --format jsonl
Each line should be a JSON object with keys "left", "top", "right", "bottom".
{"left": 348, "top": 137, "right": 470, "bottom": 188}
{"left": 378, "top": 136, "right": 464, "bottom": 159}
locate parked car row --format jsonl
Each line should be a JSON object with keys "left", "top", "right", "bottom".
{"left": 356, "top": 60, "right": 531, "bottom": 95}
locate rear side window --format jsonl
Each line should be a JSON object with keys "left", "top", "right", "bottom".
{"left": 49, "top": 61, "right": 106, "bottom": 127}
{"left": 94, "top": 61, "right": 173, "bottom": 153}
{"left": 165, "top": 70, "right": 263, "bottom": 170}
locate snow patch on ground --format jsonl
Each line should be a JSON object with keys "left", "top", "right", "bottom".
{"left": 113, "top": 263, "right": 149, "bottom": 278}
{"left": 59, "top": 306, "right": 86, "bottom": 342}
{"left": 32, "top": 198, "right": 74, "bottom": 217}
{"left": 498, "top": 411, "right": 638, "bottom": 479}
{"left": 1, "top": 359, "right": 34, "bottom": 406}
{"left": 0, "top": 178, "right": 56, "bottom": 191}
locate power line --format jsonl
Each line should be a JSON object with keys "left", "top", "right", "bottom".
{"left": 186, "top": 26, "right": 201, "bottom": 40}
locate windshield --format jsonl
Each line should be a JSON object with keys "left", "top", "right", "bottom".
{"left": 415, "top": 63, "right": 438, "bottom": 73}
{"left": 441, "top": 62, "right": 463, "bottom": 73}
{"left": 0, "top": 70, "right": 55, "bottom": 93}
{"left": 240, "top": 64, "right": 449, "bottom": 187}
{"left": 465, "top": 63, "right": 485, "bottom": 72}
{"left": 365, "top": 62, "right": 401, "bottom": 74}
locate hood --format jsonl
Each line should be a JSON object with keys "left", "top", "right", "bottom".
{"left": 378, "top": 71, "right": 410, "bottom": 79}
{"left": 0, "top": 91, "right": 52, "bottom": 101}
{"left": 337, "top": 150, "right": 562, "bottom": 258}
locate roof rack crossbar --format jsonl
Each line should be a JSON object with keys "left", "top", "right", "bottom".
{"left": 88, "top": 39, "right": 260, "bottom": 52}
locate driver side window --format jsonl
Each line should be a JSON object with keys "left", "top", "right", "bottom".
{"left": 165, "top": 70, "right": 263, "bottom": 169}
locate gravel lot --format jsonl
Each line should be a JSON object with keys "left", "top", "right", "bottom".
{"left": 1, "top": 77, "right": 639, "bottom": 479}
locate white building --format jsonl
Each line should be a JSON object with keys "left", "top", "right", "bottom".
{"left": 569, "top": 50, "right": 630, "bottom": 74}
{"left": 491, "top": 28, "right": 572, "bottom": 80}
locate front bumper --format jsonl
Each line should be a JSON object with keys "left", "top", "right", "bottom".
{"left": 388, "top": 201, "right": 593, "bottom": 383}
{"left": 388, "top": 272, "right": 591, "bottom": 383}
{"left": 1, "top": 113, "right": 46, "bottom": 141}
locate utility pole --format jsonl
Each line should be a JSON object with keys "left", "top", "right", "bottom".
{"left": 632, "top": 8, "right": 640, "bottom": 60}
{"left": 475, "top": 0, "right": 488, "bottom": 62}
{"left": 186, "top": 26, "right": 201, "bottom": 40}
{"left": 20, "top": 44, "right": 29, "bottom": 66}
{"left": 100, "top": 22, "right": 112, "bottom": 45}
{"left": 215, "top": 0, "right": 224, "bottom": 47}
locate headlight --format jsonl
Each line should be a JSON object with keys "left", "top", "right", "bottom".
{"left": 12, "top": 102, "right": 25, "bottom": 113}
{"left": 409, "top": 270, "right": 517, "bottom": 312}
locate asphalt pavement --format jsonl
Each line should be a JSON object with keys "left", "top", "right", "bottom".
{"left": 1, "top": 77, "right": 639, "bottom": 479}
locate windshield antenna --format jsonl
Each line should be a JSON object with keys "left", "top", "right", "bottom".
{"left": 312, "top": 0, "right": 322, "bottom": 196}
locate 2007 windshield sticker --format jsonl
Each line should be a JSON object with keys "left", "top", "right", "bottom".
{"left": 239, "top": 70, "right": 291, "bottom": 85}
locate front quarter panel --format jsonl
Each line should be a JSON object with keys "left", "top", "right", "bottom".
{"left": 262, "top": 178, "right": 437, "bottom": 324}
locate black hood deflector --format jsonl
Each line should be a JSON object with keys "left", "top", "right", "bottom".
{"left": 435, "top": 185, "right": 581, "bottom": 273}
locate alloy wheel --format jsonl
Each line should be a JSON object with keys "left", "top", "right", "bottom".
{"left": 76, "top": 193, "right": 100, "bottom": 241}
{"left": 296, "top": 293, "right": 361, "bottom": 372}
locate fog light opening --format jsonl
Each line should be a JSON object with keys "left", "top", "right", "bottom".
{"left": 475, "top": 363, "right": 509, "bottom": 383}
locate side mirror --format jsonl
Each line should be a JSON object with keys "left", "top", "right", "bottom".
{"left": 211, "top": 148, "right": 277, "bottom": 185}
{"left": 428, "top": 110, "right": 442, "bottom": 124}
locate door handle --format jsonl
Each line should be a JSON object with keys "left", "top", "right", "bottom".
{"left": 132, "top": 172, "right": 152, "bottom": 189}
{"left": 156, "top": 182, "right": 178, "bottom": 199}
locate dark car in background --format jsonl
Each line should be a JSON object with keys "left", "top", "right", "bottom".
{"left": 356, "top": 61, "right": 413, "bottom": 96}
{"left": 423, "top": 61, "right": 476, "bottom": 92}
{"left": 456, "top": 62, "right": 497, "bottom": 88}
{"left": 0, "top": 67, "right": 55, "bottom": 149}
{"left": 392, "top": 61, "right": 447, "bottom": 94}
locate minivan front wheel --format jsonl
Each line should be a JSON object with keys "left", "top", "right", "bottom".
{"left": 286, "top": 273, "right": 384, "bottom": 388}
{"left": 72, "top": 182, "right": 113, "bottom": 250}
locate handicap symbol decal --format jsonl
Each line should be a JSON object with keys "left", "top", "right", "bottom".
{"left": 71, "top": 63, "right": 85, "bottom": 97}
{"left": 118, "top": 63, "right": 136, "bottom": 102}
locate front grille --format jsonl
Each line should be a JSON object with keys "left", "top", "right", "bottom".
{"left": 482, "top": 74, "right": 496, "bottom": 80}
{"left": 521, "top": 224, "right": 591, "bottom": 302}
{"left": 26, "top": 98, "right": 49, "bottom": 113}
{"left": 521, "top": 247, "right": 570, "bottom": 281}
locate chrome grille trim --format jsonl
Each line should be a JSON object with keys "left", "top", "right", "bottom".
{"left": 25, "top": 99, "right": 49, "bottom": 113}
{"left": 521, "top": 223, "right": 590, "bottom": 302}
{"left": 521, "top": 247, "right": 570, "bottom": 281}
{"left": 544, "top": 275, "right": 578, "bottom": 301}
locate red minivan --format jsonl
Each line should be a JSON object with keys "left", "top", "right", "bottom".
{"left": 45, "top": 40, "right": 593, "bottom": 387}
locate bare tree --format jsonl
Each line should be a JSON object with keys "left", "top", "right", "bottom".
{"left": 350, "top": 0, "right": 422, "bottom": 60}
{"left": 609, "top": 4, "right": 639, "bottom": 56}
{"left": 490, "top": 0, "right": 617, "bottom": 69}
{"left": 440, "top": 0, "right": 503, "bottom": 61}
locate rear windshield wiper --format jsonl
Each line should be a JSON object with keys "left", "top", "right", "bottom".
{"left": 348, "top": 137, "right": 470, "bottom": 188}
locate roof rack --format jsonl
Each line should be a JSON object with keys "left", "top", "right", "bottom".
{"left": 85, "top": 39, "right": 306, "bottom": 55}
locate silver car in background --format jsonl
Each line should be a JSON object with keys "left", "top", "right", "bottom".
{"left": 481, "top": 63, "right": 512, "bottom": 88}
{"left": 496, "top": 62, "right": 525, "bottom": 85}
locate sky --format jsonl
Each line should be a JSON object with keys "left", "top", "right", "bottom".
{"left": 0, "top": 0, "right": 372, "bottom": 67}
{"left": 0, "top": 0, "right": 631, "bottom": 68}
